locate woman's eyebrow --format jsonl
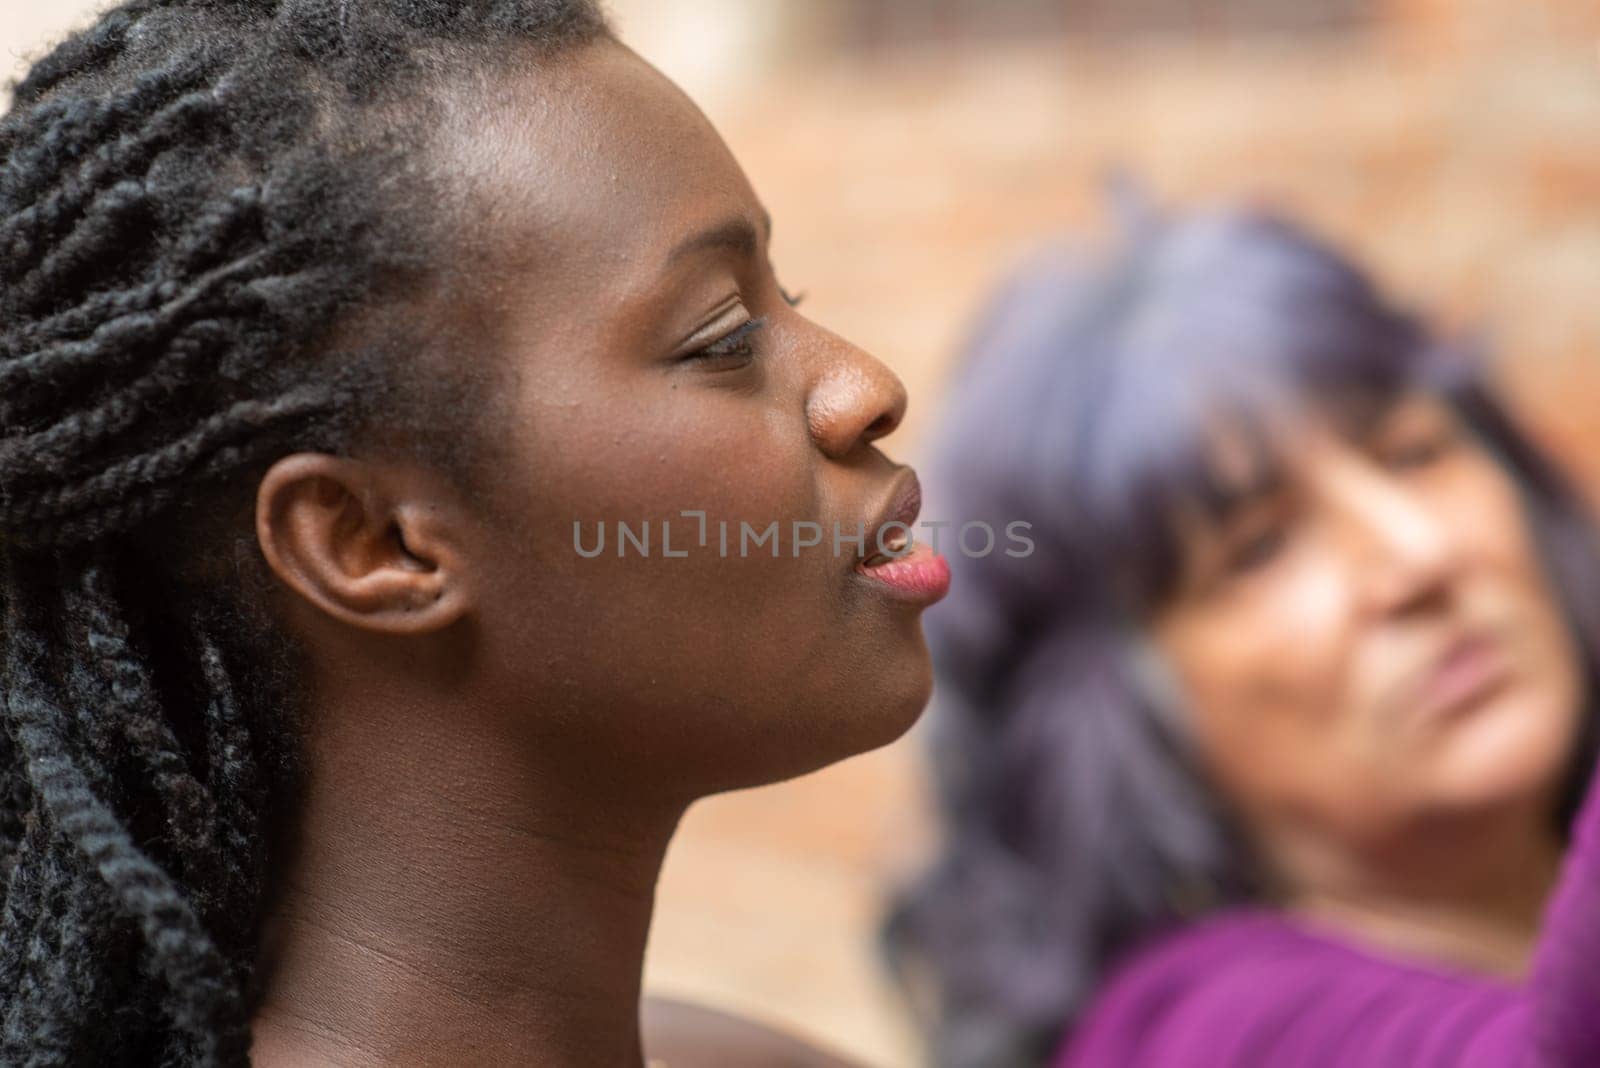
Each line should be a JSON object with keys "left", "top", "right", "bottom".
{"left": 665, "top": 211, "right": 773, "bottom": 268}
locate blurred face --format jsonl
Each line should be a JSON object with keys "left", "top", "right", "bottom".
{"left": 432, "top": 40, "right": 945, "bottom": 797}
{"left": 1148, "top": 391, "right": 1584, "bottom": 866}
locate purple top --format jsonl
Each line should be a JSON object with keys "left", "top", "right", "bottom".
{"left": 1055, "top": 778, "right": 1600, "bottom": 1066}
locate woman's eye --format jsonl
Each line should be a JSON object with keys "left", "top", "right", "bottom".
{"left": 1222, "top": 524, "right": 1288, "bottom": 576}
{"left": 684, "top": 315, "right": 768, "bottom": 369}
{"left": 1377, "top": 429, "right": 1459, "bottom": 470}
{"left": 1369, "top": 402, "right": 1465, "bottom": 471}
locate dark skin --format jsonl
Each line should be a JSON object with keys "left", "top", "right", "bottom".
{"left": 247, "top": 38, "right": 923, "bottom": 1068}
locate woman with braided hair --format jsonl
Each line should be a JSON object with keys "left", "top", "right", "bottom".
{"left": 0, "top": 2, "right": 947, "bottom": 1064}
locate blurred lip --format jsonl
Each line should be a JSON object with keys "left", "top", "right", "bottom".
{"left": 852, "top": 468, "right": 951, "bottom": 606}
{"left": 1412, "top": 628, "right": 1512, "bottom": 722}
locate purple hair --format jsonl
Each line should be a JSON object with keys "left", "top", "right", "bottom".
{"left": 883, "top": 203, "right": 1600, "bottom": 1067}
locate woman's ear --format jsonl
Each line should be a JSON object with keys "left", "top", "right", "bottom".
{"left": 255, "top": 453, "right": 474, "bottom": 635}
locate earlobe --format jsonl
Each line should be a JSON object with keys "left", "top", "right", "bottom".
{"left": 255, "top": 453, "right": 473, "bottom": 635}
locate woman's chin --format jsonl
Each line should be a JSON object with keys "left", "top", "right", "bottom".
{"left": 727, "top": 640, "right": 934, "bottom": 791}
{"left": 1418, "top": 695, "right": 1577, "bottom": 810}
{"left": 826, "top": 636, "right": 936, "bottom": 759}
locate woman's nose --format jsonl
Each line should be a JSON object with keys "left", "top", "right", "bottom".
{"left": 804, "top": 331, "right": 908, "bottom": 460}
{"left": 1343, "top": 472, "right": 1461, "bottom": 616}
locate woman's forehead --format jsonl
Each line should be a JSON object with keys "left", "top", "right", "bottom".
{"left": 1175, "top": 387, "right": 1434, "bottom": 526}
{"left": 435, "top": 38, "right": 762, "bottom": 289}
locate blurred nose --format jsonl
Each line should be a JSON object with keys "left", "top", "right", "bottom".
{"left": 1338, "top": 466, "right": 1461, "bottom": 617}
{"left": 805, "top": 330, "right": 908, "bottom": 460}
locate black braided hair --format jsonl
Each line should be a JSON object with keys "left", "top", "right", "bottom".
{"left": 0, "top": 2, "right": 609, "bottom": 1063}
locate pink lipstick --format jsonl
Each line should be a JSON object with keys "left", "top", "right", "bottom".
{"left": 855, "top": 537, "right": 952, "bottom": 604}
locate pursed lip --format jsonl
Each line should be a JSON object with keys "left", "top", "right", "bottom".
{"left": 849, "top": 467, "right": 951, "bottom": 606}
{"left": 858, "top": 467, "right": 922, "bottom": 564}
{"left": 1407, "top": 626, "right": 1513, "bottom": 722}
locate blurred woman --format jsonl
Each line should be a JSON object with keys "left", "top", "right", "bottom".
{"left": 886, "top": 201, "right": 1600, "bottom": 1066}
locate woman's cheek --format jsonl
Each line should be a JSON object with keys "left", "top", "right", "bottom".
{"left": 1265, "top": 561, "right": 1360, "bottom": 720}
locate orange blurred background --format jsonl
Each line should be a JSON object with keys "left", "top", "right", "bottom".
{"left": 6, "top": 3, "right": 1598, "bottom": 1065}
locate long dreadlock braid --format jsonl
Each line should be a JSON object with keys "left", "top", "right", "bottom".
{"left": 0, "top": 2, "right": 610, "bottom": 1063}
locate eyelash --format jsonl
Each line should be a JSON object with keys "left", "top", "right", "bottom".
{"left": 688, "top": 316, "right": 769, "bottom": 366}
{"left": 681, "top": 286, "right": 802, "bottom": 367}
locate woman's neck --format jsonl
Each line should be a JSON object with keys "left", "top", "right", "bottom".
{"left": 1278, "top": 804, "right": 1565, "bottom": 979}
{"left": 250, "top": 684, "right": 685, "bottom": 1068}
